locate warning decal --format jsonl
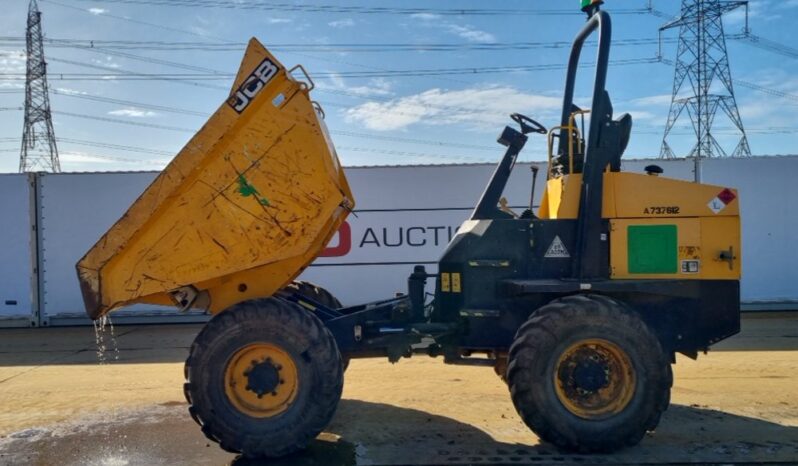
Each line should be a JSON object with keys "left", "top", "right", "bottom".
{"left": 545, "top": 236, "right": 570, "bottom": 258}
{"left": 707, "top": 188, "right": 736, "bottom": 214}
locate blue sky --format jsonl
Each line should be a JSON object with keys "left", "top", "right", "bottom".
{"left": 0, "top": 0, "right": 797, "bottom": 172}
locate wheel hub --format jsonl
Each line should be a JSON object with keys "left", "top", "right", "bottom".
{"left": 572, "top": 357, "right": 610, "bottom": 393}
{"left": 244, "top": 358, "right": 282, "bottom": 397}
{"left": 553, "top": 338, "right": 636, "bottom": 420}
{"left": 224, "top": 343, "right": 299, "bottom": 418}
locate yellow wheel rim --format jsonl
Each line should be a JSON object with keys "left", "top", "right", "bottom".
{"left": 553, "top": 338, "right": 636, "bottom": 420}
{"left": 223, "top": 343, "right": 299, "bottom": 418}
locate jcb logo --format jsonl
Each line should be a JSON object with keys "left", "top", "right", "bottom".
{"left": 227, "top": 58, "right": 279, "bottom": 113}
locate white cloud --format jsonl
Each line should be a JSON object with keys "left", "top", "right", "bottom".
{"left": 328, "top": 18, "right": 355, "bottom": 28}
{"left": 59, "top": 152, "right": 120, "bottom": 165}
{"left": 411, "top": 13, "right": 495, "bottom": 43}
{"left": 268, "top": 18, "right": 292, "bottom": 24}
{"left": 60, "top": 151, "right": 170, "bottom": 168}
{"left": 345, "top": 86, "right": 561, "bottom": 131}
{"left": 88, "top": 8, "right": 107, "bottom": 15}
{"left": 410, "top": 13, "right": 440, "bottom": 21}
{"left": 54, "top": 87, "right": 88, "bottom": 95}
{"left": 108, "top": 108, "right": 157, "bottom": 118}
{"left": 444, "top": 24, "right": 495, "bottom": 43}
{"left": 631, "top": 94, "right": 673, "bottom": 106}
{"left": 317, "top": 74, "right": 394, "bottom": 98}
{"left": 627, "top": 110, "right": 657, "bottom": 121}
{"left": 726, "top": 1, "right": 781, "bottom": 26}
{"left": 0, "top": 52, "right": 26, "bottom": 74}
{"left": 92, "top": 57, "right": 120, "bottom": 69}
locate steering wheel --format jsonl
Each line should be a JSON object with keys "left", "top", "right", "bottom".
{"left": 511, "top": 113, "right": 547, "bottom": 135}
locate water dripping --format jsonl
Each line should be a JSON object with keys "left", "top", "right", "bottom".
{"left": 93, "top": 315, "right": 120, "bottom": 364}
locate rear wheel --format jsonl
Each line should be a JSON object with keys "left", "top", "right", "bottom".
{"left": 507, "top": 294, "right": 672, "bottom": 453}
{"left": 285, "top": 280, "right": 342, "bottom": 309}
{"left": 184, "top": 298, "right": 343, "bottom": 458}
{"left": 284, "top": 281, "right": 350, "bottom": 371}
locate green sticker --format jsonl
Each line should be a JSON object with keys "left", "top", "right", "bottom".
{"left": 627, "top": 225, "right": 678, "bottom": 274}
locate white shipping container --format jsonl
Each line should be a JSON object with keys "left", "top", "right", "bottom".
{"left": 0, "top": 174, "right": 35, "bottom": 327}
{"left": 0, "top": 156, "right": 793, "bottom": 326}
{"left": 702, "top": 157, "right": 798, "bottom": 308}
{"left": 36, "top": 172, "right": 209, "bottom": 325}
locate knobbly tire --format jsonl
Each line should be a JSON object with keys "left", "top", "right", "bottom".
{"left": 507, "top": 294, "right": 672, "bottom": 453}
{"left": 284, "top": 280, "right": 350, "bottom": 371}
{"left": 285, "top": 280, "right": 343, "bottom": 309}
{"left": 183, "top": 297, "right": 344, "bottom": 458}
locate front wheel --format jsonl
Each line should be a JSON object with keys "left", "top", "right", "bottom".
{"left": 507, "top": 294, "right": 672, "bottom": 453}
{"left": 184, "top": 298, "right": 343, "bottom": 458}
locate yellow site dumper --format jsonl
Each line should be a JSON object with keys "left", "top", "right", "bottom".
{"left": 78, "top": 4, "right": 742, "bottom": 459}
{"left": 77, "top": 39, "right": 353, "bottom": 320}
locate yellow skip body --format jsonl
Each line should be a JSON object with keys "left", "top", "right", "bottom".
{"left": 77, "top": 39, "right": 354, "bottom": 319}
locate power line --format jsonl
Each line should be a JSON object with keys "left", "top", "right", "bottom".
{"left": 41, "top": 56, "right": 229, "bottom": 89}
{"left": 40, "top": 0, "right": 229, "bottom": 41}
{"left": 733, "top": 80, "right": 798, "bottom": 104}
{"left": 49, "top": 102, "right": 503, "bottom": 152}
{"left": 59, "top": 150, "right": 168, "bottom": 165}
{"left": 1, "top": 57, "right": 661, "bottom": 80}
{"left": 53, "top": 110, "right": 197, "bottom": 132}
{"left": 51, "top": 89, "right": 209, "bottom": 116}
{"left": 658, "top": 57, "right": 798, "bottom": 105}
{"left": 2, "top": 135, "right": 172, "bottom": 156}
{"left": 66, "top": 0, "right": 650, "bottom": 17}
{"left": 23, "top": 0, "right": 798, "bottom": 165}
{"left": 0, "top": 36, "right": 678, "bottom": 53}
{"left": 730, "top": 33, "right": 798, "bottom": 60}
{"left": 44, "top": 41, "right": 226, "bottom": 73}
{"left": 1, "top": 84, "right": 513, "bottom": 152}
{"left": 336, "top": 146, "right": 488, "bottom": 162}
{"left": 57, "top": 137, "right": 173, "bottom": 155}
{"left": 5, "top": 43, "right": 655, "bottom": 124}
{"left": 330, "top": 130, "right": 496, "bottom": 152}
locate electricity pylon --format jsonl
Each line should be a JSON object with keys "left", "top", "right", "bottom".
{"left": 658, "top": 0, "right": 751, "bottom": 181}
{"left": 19, "top": 0, "right": 60, "bottom": 173}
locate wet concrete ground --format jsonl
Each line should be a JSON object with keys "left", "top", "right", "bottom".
{"left": 0, "top": 312, "right": 796, "bottom": 465}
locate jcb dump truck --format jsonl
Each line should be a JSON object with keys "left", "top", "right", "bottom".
{"left": 78, "top": 3, "right": 741, "bottom": 458}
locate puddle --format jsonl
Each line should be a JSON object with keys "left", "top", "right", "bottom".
{"left": 0, "top": 406, "right": 357, "bottom": 466}
{"left": 2, "top": 402, "right": 797, "bottom": 466}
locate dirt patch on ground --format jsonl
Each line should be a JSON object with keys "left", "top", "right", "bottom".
{"left": 0, "top": 313, "right": 796, "bottom": 465}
